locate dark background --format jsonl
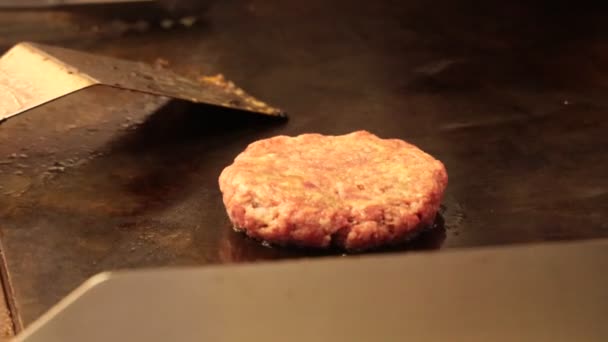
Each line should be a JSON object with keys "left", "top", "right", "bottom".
{"left": 1, "top": 0, "right": 607, "bottom": 334}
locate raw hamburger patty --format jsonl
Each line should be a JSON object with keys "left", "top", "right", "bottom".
{"left": 219, "top": 131, "right": 448, "bottom": 251}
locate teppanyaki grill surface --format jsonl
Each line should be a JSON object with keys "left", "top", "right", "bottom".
{"left": 1, "top": 0, "right": 608, "bottom": 331}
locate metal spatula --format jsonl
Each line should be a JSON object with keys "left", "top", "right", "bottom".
{"left": 0, "top": 42, "right": 285, "bottom": 123}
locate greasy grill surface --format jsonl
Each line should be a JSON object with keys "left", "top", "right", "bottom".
{"left": 1, "top": 0, "right": 608, "bottom": 330}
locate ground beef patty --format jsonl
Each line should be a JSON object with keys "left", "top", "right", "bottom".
{"left": 219, "top": 131, "right": 448, "bottom": 251}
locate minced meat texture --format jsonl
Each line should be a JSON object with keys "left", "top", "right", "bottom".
{"left": 219, "top": 130, "right": 448, "bottom": 251}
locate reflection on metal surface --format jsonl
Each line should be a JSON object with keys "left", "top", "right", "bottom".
{"left": 0, "top": 42, "right": 285, "bottom": 123}
{"left": 0, "top": 43, "right": 94, "bottom": 122}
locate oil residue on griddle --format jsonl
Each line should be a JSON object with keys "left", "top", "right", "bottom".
{"left": 216, "top": 214, "right": 447, "bottom": 263}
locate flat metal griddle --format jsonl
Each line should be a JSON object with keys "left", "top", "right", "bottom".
{"left": 1, "top": 0, "right": 608, "bottom": 332}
